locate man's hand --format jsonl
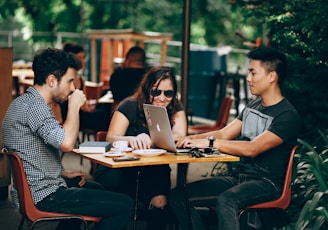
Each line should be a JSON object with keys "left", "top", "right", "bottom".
{"left": 176, "top": 137, "right": 209, "bottom": 149}
{"left": 62, "top": 170, "right": 86, "bottom": 187}
{"left": 69, "top": 89, "right": 87, "bottom": 109}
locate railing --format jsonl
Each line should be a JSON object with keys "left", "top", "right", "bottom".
{"left": 1, "top": 30, "right": 249, "bottom": 77}
{"left": 3, "top": 30, "right": 250, "bottom": 120}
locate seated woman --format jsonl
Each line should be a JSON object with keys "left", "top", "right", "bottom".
{"left": 94, "top": 66, "right": 187, "bottom": 230}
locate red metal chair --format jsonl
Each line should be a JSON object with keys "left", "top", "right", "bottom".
{"left": 188, "top": 96, "right": 233, "bottom": 135}
{"left": 90, "top": 131, "right": 109, "bottom": 177}
{"left": 1, "top": 151, "right": 100, "bottom": 230}
{"left": 239, "top": 145, "right": 298, "bottom": 218}
{"left": 206, "top": 145, "right": 297, "bottom": 229}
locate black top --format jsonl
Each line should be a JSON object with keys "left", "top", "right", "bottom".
{"left": 236, "top": 98, "right": 300, "bottom": 185}
{"left": 110, "top": 67, "right": 147, "bottom": 101}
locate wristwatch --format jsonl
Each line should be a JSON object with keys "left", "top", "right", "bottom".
{"left": 208, "top": 136, "right": 216, "bottom": 148}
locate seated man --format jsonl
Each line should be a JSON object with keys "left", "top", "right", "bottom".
{"left": 171, "top": 47, "right": 301, "bottom": 230}
{"left": 110, "top": 46, "right": 148, "bottom": 102}
{"left": 2, "top": 48, "right": 133, "bottom": 230}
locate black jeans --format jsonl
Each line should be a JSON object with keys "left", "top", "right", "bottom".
{"left": 36, "top": 187, "right": 134, "bottom": 230}
{"left": 170, "top": 173, "right": 281, "bottom": 230}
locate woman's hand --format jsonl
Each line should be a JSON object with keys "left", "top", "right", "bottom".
{"left": 129, "top": 133, "right": 152, "bottom": 150}
{"left": 61, "top": 170, "right": 86, "bottom": 187}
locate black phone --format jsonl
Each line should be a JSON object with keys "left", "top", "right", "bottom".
{"left": 112, "top": 156, "right": 140, "bottom": 162}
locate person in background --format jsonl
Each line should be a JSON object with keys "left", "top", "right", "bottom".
{"left": 62, "top": 42, "right": 109, "bottom": 140}
{"left": 2, "top": 48, "right": 133, "bottom": 230}
{"left": 60, "top": 42, "right": 90, "bottom": 121}
{"left": 110, "top": 46, "right": 148, "bottom": 102}
{"left": 95, "top": 66, "right": 187, "bottom": 230}
{"left": 170, "top": 47, "right": 301, "bottom": 230}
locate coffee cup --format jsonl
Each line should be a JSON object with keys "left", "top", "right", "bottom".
{"left": 113, "top": 141, "right": 128, "bottom": 152}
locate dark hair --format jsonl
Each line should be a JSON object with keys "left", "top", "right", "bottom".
{"left": 68, "top": 53, "right": 82, "bottom": 71}
{"left": 133, "top": 66, "right": 180, "bottom": 128}
{"left": 63, "top": 42, "right": 84, "bottom": 54}
{"left": 32, "top": 48, "right": 81, "bottom": 85}
{"left": 33, "top": 48, "right": 68, "bottom": 85}
{"left": 247, "top": 47, "right": 288, "bottom": 87}
{"left": 125, "top": 46, "right": 146, "bottom": 65}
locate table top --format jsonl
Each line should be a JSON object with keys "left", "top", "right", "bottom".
{"left": 98, "top": 93, "right": 114, "bottom": 104}
{"left": 12, "top": 69, "right": 34, "bottom": 78}
{"left": 72, "top": 149, "right": 239, "bottom": 168}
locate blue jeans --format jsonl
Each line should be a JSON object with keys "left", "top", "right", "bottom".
{"left": 36, "top": 187, "right": 134, "bottom": 230}
{"left": 170, "top": 173, "right": 282, "bottom": 230}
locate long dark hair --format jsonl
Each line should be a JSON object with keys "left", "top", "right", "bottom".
{"left": 133, "top": 66, "right": 181, "bottom": 128}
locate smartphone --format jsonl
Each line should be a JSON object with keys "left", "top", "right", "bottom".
{"left": 112, "top": 156, "right": 140, "bottom": 162}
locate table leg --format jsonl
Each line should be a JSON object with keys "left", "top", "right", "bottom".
{"left": 177, "top": 163, "right": 193, "bottom": 230}
{"left": 133, "top": 170, "right": 140, "bottom": 230}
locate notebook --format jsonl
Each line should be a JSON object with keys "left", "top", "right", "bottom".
{"left": 143, "top": 104, "right": 190, "bottom": 154}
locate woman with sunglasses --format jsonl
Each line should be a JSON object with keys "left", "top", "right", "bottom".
{"left": 94, "top": 66, "right": 187, "bottom": 229}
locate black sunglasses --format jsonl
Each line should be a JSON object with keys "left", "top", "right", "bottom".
{"left": 150, "top": 88, "right": 175, "bottom": 98}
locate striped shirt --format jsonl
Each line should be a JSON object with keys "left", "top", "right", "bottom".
{"left": 2, "top": 87, "right": 67, "bottom": 205}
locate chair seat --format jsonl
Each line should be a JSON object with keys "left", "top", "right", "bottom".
{"left": 203, "top": 146, "right": 297, "bottom": 230}
{"left": 1, "top": 151, "right": 100, "bottom": 230}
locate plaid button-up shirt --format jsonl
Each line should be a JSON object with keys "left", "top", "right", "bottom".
{"left": 2, "top": 87, "right": 67, "bottom": 206}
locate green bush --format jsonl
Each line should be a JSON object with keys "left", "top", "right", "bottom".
{"left": 289, "top": 130, "right": 328, "bottom": 229}
{"left": 235, "top": 0, "right": 328, "bottom": 141}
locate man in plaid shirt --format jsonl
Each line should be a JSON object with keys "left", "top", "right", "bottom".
{"left": 2, "top": 48, "right": 133, "bottom": 230}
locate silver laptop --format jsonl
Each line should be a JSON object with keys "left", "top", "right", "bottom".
{"left": 143, "top": 104, "right": 190, "bottom": 154}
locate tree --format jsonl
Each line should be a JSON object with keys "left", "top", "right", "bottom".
{"left": 234, "top": 0, "right": 328, "bottom": 140}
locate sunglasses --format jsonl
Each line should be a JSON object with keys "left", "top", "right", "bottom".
{"left": 150, "top": 88, "right": 175, "bottom": 98}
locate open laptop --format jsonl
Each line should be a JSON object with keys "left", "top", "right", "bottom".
{"left": 143, "top": 104, "right": 190, "bottom": 154}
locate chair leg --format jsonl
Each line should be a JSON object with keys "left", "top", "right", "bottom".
{"left": 18, "top": 217, "right": 25, "bottom": 230}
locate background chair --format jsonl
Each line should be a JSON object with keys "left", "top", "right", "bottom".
{"left": 188, "top": 96, "right": 233, "bottom": 135}
{"left": 1, "top": 151, "right": 100, "bottom": 230}
{"left": 81, "top": 81, "right": 105, "bottom": 141}
{"left": 79, "top": 81, "right": 108, "bottom": 165}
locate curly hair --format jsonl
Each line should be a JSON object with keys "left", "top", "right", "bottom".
{"left": 132, "top": 66, "right": 181, "bottom": 129}
{"left": 32, "top": 48, "right": 81, "bottom": 85}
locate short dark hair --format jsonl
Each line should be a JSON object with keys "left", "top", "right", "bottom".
{"left": 68, "top": 53, "right": 82, "bottom": 71}
{"left": 63, "top": 42, "right": 84, "bottom": 54}
{"left": 32, "top": 48, "right": 81, "bottom": 85}
{"left": 125, "top": 46, "right": 146, "bottom": 64}
{"left": 247, "top": 47, "right": 288, "bottom": 87}
{"left": 33, "top": 48, "right": 69, "bottom": 85}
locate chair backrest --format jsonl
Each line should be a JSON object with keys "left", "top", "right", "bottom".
{"left": 85, "top": 81, "right": 104, "bottom": 100}
{"left": 96, "top": 131, "right": 108, "bottom": 141}
{"left": 214, "top": 96, "right": 233, "bottom": 128}
{"left": 3, "top": 151, "right": 45, "bottom": 221}
{"left": 2, "top": 151, "right": 100, "bottom": 223}
{"left": 247, "top": 145, "right": 298, "bottom": 210}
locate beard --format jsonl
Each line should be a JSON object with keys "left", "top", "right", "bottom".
{"left": 53, "top": 96, "right": 66, "bottom": 105}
